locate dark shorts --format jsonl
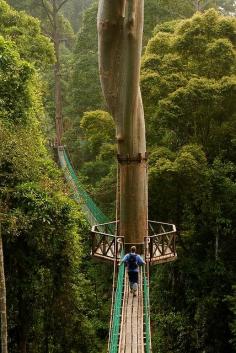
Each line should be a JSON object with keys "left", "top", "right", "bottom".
{"left": 128, "top": 271, "right": 139, "bottom": 284}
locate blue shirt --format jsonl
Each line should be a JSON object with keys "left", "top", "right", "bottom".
{"left": 121, "top": 253, "right": 145, "bottom": 272}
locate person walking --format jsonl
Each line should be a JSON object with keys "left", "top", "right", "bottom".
{"left": 120, "top": 246, "right": 145, "bottom": 296}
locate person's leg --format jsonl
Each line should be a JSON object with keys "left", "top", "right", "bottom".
{"left": 133, "top": 284, "right": 137, "bottom": 296}
{"left": 132, "top": 272, "right": 139, "bottom": 296}
{"left": 128, "top": 271, "right": 134, "bottom": 292}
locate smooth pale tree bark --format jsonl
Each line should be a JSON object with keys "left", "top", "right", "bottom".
{"left": 41, "top": 0, "right": 70, "bottom": 146}
{"left": 98, "top": 0, "right": 148, "bottom": 247}
{"left": 0, "top": 222, "right": 7, "bottom": 353}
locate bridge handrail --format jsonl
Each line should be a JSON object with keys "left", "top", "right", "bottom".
{"left": 149, "top": 220, "right": 176, "bottom": 228}
{"left": 148, "top": 230, "right": 176, "bottom": 237}
{"left": 59, "top": 147, "right": 108, "bottom": 224}
{"left": 143, "top": 265, "right": 152, "bottom": 353}
{"left": 109, "top": 251, "right": 125, "bottom": 353}
{"left": 92, "top": 221, "right": 117, "bottom": 235}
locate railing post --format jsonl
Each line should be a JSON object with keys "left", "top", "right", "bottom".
{"left": 150, "top": 237, "right": 153, "bottom": 262}
{"left": 162, "top": 234, "right": 164, "bottom": 256}
{"left": 143, "top": 265, "right": 152, "bottom": 353}
{"left": 108, "top": 251, "right": 125, "bottom": 353}
{"left": 91, "top": 231, "right": 95, "bottom": 256}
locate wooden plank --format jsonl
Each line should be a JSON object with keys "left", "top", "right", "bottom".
{"left": 125, "top": 282, "right": 133, "bottom": 353}
{"left": 132, "top": 283, "right": 138, "bottom": 353}
{"left": 119, "top": 273, "right": 128, "bottom": 353}
{"left": 118, "top": 269, "right": 145, "bottom": 353}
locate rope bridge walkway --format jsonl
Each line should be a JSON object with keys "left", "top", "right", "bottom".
{"left": 58, "top": 146, "right": 176, "bottom": 353}
{"left": 119, "top": 270, "right": 144, "bottom": 353}
{"left": 109, "top": 259, "right": 151, "bottom": 353}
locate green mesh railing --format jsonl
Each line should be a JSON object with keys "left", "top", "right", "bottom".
{"left": 61, "top": 148, "right": 109, "bottom": 225}
{"left": 109, "top": 254, "right": 125, "bottom": 353}
{"left": 143, "top": 269, "right": 151, "bottom": 353}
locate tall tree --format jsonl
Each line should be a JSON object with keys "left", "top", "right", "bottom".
{"left": 40, "top": 0, "right": 70, "bottom": 145}
{"left": 60, "top": 0, "right": 93, "bottom": 31}
{"left": 98, "top": 0, "right": 147, "bottom": 246}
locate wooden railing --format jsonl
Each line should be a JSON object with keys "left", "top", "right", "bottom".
{"left": 91, "top": 220, "right": 177, "bottom": 264}
{"left": 145, "top": 221, "right": 177, "bottom": 264}
{"left": 91, "top": 221, "right": 124, "bottom": 261}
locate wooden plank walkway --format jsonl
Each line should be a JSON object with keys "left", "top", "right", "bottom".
{"left": 119, "top": 269, "right": 144, "bottom": 353}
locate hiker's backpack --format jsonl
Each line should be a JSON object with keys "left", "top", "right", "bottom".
{"left": 127, "top": 253, "right": 138, "bottom": 271}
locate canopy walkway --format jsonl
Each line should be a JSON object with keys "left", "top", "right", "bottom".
{"left": 57, "top": 146, "right": 177, "bottom": 353}
{"left": 109, "top": 267, "right": 151, "bottom": 353}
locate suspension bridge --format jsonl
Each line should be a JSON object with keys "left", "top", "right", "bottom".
{"left": 58, "top": 146, "right": 177, "bottom": 353}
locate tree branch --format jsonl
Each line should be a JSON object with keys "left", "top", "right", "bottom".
{"left": 57, "top": 0, "right": 69, "bottom": 12}
{"left": 41, "top": 0, "right": 54, "bottom": 27}
{"left": 202, "top": 0, "right": 216, "bottom": 9}
{"left": 164, "top": 7, "right": 187, "bottom": 19}
{"left": 41, "top": 25, "right": 53, "bottom": 38}
{"left": 41, "top": 0, "right": 53, "bottom": 14}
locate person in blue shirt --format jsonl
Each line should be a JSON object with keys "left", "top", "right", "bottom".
{"left": 120, "top": 246, "right": 145, "bottom": 296}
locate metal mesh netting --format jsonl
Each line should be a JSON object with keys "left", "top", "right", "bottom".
{"left": 109, "top": 255, "right": 125, "bottom": 353}
{"left": 58, "top": 147, "right": 109, "bottom": 225}
{"left": 143, "top": 271, "right": 151, "bottom": 353}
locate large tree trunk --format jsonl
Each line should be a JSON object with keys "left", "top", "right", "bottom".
{"left": 0, "top": 223, "right": 8, "bottom": 353}
{"left": 41, "top": 1, "right": 70, "bottom": 146}
{"left": 53, "top": 1, "right": 63, "bottom": 146}
{"left": 54, "top": 36, "right": 63, "bottom": 146}
{"left": 98, "top": 0, "right": 148, "bottom": 247}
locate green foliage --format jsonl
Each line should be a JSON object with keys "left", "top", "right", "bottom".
{"left": 69, "top": 2, "right": 103, "bottom": 118}
{"left": 0, "top": 9, "right": 107, "bottom": 352}
{"left": 60, "top": 0, "right": 93, "bottom": 32}
{"left": 143, "top": 10, "right": 236, "bottom": 353}
{"left": 151, "top": 259, "right": 234, "bottom": 353}
{"left": 62, "top": 2, "right": 104, "bottom": 160}
{"left": 80, "top": 110, "right": 115, "bottom": 157}
{"left": 7, "top": 0, "right": 93, "bottom": 33}
{"left": 6, "top": 0, "right": 76, "bottom": 45}
{"left": 227, "top": 286, "right": 236, "bottom": 349}
{"left": 0, "top": 37, "right": 36, "bottom": 125}
{"left": 4, "top": 183, "right": 102, "bottom": 353}
{"left": 143, "top": 0, "right": 236, "bottom": 45}
{"left": 65, "top": 0, "right": 202, "bottom": 162}
{"left": 142, "top": 10, "right": 236, "bottom": 161}
{"left": 0, "top": 0, "right": 54, "bottom": 67}
{"left": 78, "top": 110, "right": 116, "bottom": 218}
